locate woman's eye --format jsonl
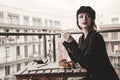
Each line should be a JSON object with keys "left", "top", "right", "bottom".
{"left": 78, "top": 14, "right": 90, "bottom": 19}
{"left": 79, "top": 16, "right": 83, "bottom": 18}
{"left": 87, "top": 15, "right": 90, "bottom": 18}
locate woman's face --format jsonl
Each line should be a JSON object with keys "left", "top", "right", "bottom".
{"left": 78, "top": 13, "right": 92, "bottom": 30}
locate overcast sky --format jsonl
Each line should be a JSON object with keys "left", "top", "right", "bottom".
{"left": 0, "top": 0, "right": 120, "bottom": 16}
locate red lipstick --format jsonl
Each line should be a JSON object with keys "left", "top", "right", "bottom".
{"left": 82, "top": 22, "right": 87, "bottom": 25}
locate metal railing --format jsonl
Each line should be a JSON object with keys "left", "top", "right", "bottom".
{"left": 0, "top": 28, "right": 120, "bottom": 36}
{"left": 0, "top": 28, "right": 120, "bottom": 79}
{"left": 0, "top": 28, "right": 120, "bottom": 64}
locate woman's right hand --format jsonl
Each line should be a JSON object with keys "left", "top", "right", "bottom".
{"left": 61, "top": 32, "right": 74, "bottom": 43}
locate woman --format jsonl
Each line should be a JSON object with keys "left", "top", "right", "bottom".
{"left": 62, "top": 6, "right": 119, "bottom": 80}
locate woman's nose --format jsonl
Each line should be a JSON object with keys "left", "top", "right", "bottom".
{"left": 83, "top": 16, "right": 87, "bottom": 20}
{"left": 83, "top": 16, "right": 86, "bottom": 20}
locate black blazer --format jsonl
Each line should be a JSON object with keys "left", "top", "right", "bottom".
{"left": 63, "top": 30, "right": 119, "bottom": 80}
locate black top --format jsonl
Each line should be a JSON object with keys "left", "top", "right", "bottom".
{"left": 63, "top": 30, "right": 119, "bottom": 80}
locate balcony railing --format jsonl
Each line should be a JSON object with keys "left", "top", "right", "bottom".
{"left": 0, "top": 28, "right": 120, "bottom": 64}
{"left": 0, "top": 28, "right": 120, "bottom": 79}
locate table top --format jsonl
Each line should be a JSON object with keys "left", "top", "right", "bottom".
{"left": 15, "top": 62, "right": 87, "bottom": 79}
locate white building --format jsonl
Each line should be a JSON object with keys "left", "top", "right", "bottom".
{"left": 97, "top": 12, "right": 120, "bottom": 26}
{"left": 0, "top": 4, "right": 62, "bottom": 80}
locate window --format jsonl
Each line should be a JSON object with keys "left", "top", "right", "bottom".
{"left": 45, "top": 19, "right": 48, "bottom": 27}
{"left": 16, "top": 46, "right": 20, "bottom": 56}
{"left": 37, "top": 19, "right": 41, "bottom": 26}
{"left": 8, "top": 13, "right": 19, "bottom": 24}
{"left": 0, "top": 37, "right": 6, "bottom": 44}
{"left": 101, "top": 33, "right": 108, "bottom": 40}
{"left": 38, "top": 44, "right": 41, "bottom": 55}
{"left": 111, "top": 18, "right": 119, "bottom": 24}
{"left": 112, "top": 32, "right": 118, "bottom": 40}
{"left": 32, "top": 17, "right": 41, "bottom": 26}
{"left": 17, "top": 63, "right": 21, "bottom": 72}
{"left": 5, "top": 66, "right": 10, "bottom": 76}
{"left": 24, "top": 45, "right": 28, "bottom": 57}
{"left": 33, "top": 45, "right": 35, "bottom": 54}
{"left": 111, "top": 42, "right": 119, "bottom": 52}
{"left": 5, "top": 47, "right": 10, "bottom": 58}
{"left": 23, "top": 16, "right": 29, "bottom": 25}
{"left": 49, "top": 20, "right": 53, "bottom": 27}
{"left": 54, "top": 21, "right": 60, "bottom": 28}
{"left": 0, "top": 11, "right": 3, "bottom": 18}
{"left": 0, "top": 11, "right": 4, "bottom": 23}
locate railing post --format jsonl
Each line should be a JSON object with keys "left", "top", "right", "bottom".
{"left": 43, "top": 35, "right": 47, "bottom": 58}
{"left": 53, "top": 35, "right": 56, "bottom": 62}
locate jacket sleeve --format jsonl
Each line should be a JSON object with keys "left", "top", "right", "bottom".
{"left": 63, "top": 32, "right": 107, "bottom": 69}
{"left": 63, "top": 40, "right": 82, "bottom": 63}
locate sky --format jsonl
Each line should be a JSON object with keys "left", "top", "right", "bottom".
{"left": 0, "top": 0, "right": 120, "bottom": 16}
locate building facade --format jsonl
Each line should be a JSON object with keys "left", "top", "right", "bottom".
{"left": 0, "top": 4, "right": 61, "bottom": 80}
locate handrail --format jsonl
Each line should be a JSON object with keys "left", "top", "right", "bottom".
{"left": 69, "top": 28, "right": 120, "bottom": 34}
{"left": 0, "top": 28, "right": 120, "bottom": 36}
{"left": 0, "top": 32, "right": 51, "bottom": 36}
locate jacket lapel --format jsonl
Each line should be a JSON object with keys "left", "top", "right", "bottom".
{"left": 79, "top": 31, "right": 94, "bottom": 54}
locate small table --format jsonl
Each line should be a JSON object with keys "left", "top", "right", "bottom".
{"left": 15, "top": 62, "right": 87, "bottom": 80}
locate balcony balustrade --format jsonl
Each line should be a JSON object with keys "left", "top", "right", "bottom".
{"left": 0, "top": 28, "right": 120, "bottom": 79}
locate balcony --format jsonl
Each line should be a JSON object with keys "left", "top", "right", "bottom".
{"left": 0, "top": 28, "right": 120, "bottom": 80}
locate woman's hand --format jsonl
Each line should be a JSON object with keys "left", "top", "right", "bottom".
{"left": 61, "top": 32, "right": 74, "bottom": 43}
{"left": 59, "top": 59, "right": 76, "bottom": 68}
